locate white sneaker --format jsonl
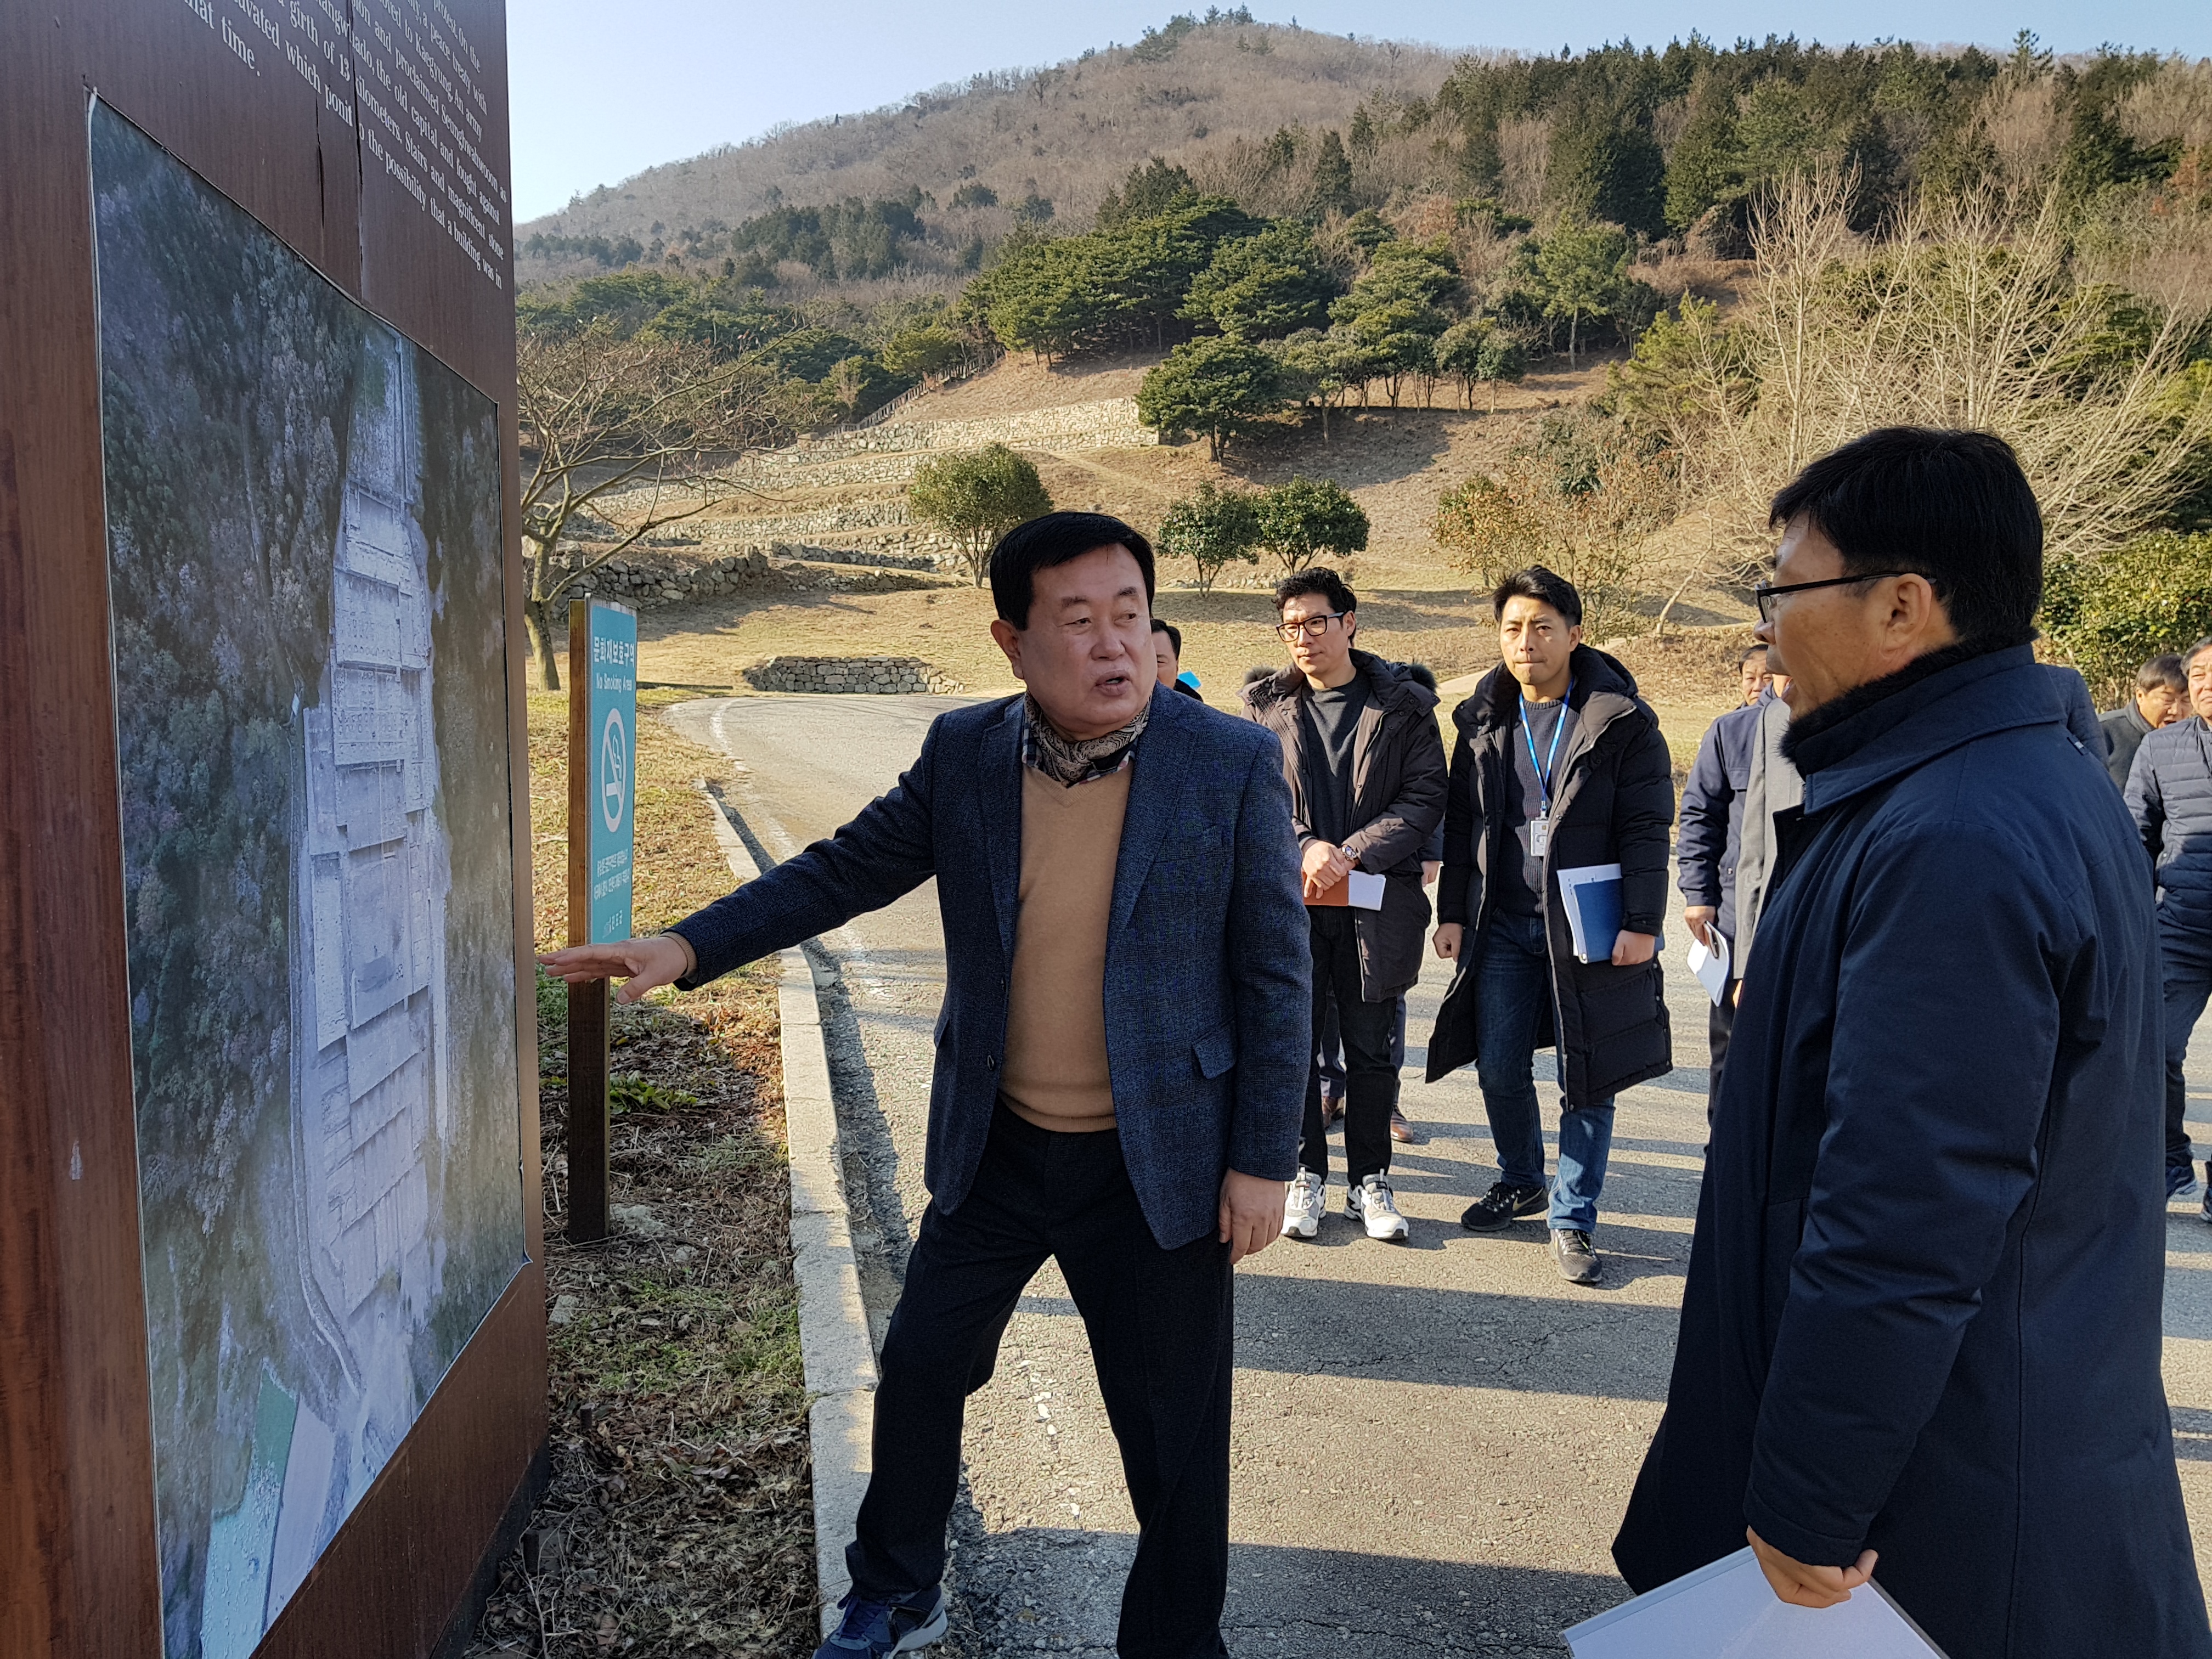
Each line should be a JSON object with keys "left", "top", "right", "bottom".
{"left": 1346, "top": 1174, "right": 1410, "bottom": 1242}
{"left": 1282, "top": 1170, "right": 1325, "bottom": 1239}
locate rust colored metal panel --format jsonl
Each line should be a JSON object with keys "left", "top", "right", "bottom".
{"left": 0, "top": 0, "right": 540, "bottom": 1653}
{"left": 0, "top": 5, "right": 166, "bottom": 1654}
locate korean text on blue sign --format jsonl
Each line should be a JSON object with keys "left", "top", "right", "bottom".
{"left": 585, "top": 604, "right": 637, "bottom": 944}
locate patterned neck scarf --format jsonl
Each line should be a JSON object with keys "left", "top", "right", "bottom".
{"left": 1022, "top": 693, "right": 1150, "bottom": 787}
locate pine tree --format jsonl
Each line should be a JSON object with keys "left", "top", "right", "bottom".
{"left": 1310, "top": 130, "right": 1355, "bottom": 218}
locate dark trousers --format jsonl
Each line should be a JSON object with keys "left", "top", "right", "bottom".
{"left": 849, "top": 1103, "right": 1234, "bottom": 1659}
{"left": 1706, "top": 975, "right": 1737, "bottom": 1126}
{"left": 2164, "top": 922, "right": 2212, "bottom": 1175}
{"left": 1315, "top": 988, "right": 1408, "bottom": 1084}
{"left": 1299, "top": 911, "right": 1398, "bottom": 1185}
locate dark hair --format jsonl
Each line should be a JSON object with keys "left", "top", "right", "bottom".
{"left": 990, "top": 512, "right": 1155, "bottom": 628}
{"left": 2140, "top": 653, "right": 2188, "bottom": 693}
{"left": 1739, "top": 644, "right": 1771, "bottom": 668}
{"left": 1491, "top": 565, "right": 1583, "bottom": 627}
{"left": 1768, "top": 427, "right": 2042, "bottom": 649}
{"left": 1150, "top": 618, "right": 1183, "bottom": 656}
{"left": 1273, "top": 566, "right": 1357, "bottom": 617}
{"left": 2187, "top": 639, "right": 2212, "bottom": 671}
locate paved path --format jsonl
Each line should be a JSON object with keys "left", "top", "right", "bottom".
{"left": 669, "top": 693, "right": 2212, "bottom": 1657}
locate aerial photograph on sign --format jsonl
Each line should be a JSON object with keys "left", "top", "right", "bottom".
{"left": 90, "top": 104, "right": 527, "bottom": 1658}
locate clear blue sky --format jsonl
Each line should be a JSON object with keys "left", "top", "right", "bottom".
{"left": 509, "top": 1, "right": 2210, "bottom": 222}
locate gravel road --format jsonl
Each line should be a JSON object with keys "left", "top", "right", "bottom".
{"left": 668, "top": 692, "right": 2212, "bottom": 1658}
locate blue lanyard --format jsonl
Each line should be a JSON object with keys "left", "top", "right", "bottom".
{"left": 1521, "top": 679, "right": 1571, "bottom": 814}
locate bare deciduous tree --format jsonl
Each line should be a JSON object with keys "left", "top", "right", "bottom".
{"left": 517, "top": 327, "right": 786, "bottom": 689}
{"left": 1638, "top": 169, "right": 2212, "bottom": 579}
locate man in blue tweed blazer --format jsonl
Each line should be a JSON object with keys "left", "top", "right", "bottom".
{"left": 544, "top": 514, "right": 1310, "bottom": 1659}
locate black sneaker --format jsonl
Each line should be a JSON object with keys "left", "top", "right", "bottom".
{"left": 2170, "top": 1161, "right": 2202, "bottom": 1201}
{"left": 813, "top": 1587, "right": 947, "bottom": 1658}
{"left": 1550, "top": 1228, "right": 1602, "bottom": 1286}
{"left": 2200, "top": 1164, "right": 2211, "bottom": 1227}
{"left": 1461, "top": 1181, "right": 1547, "bottom": 1232}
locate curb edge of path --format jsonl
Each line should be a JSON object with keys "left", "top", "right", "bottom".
{"left": 698, "top": 785, "right": 874, "bottom": 1636}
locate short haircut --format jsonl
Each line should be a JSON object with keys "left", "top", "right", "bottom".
{"left": 2140, "top": 653, "right": 2188, "bottom": 693}
{"left": 1273, "top": 566, "right": 1357, "bottom": 616}
{"left": 1739, "top": 644, "right": 1771, "bottom": 668}
{"left": 1150, "top": 618, "right": 1183, "bottom": 656}
{"left": 1768, "top": 427, "right": 2042, "bottom": 649}
{"left": 1492, "top": 565, "right": 1583, "bottom": 627}
{"left": 990, "top": 512, "right": 1155, "bottom": 629}
{"left": 2187, "top": 638, "right": 2212, "bottom": 670}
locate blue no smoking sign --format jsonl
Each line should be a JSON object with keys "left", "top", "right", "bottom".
{"left": 573, "top": 600, "right": 636, "bottom": 944}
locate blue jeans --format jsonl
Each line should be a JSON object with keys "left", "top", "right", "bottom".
{"left": 1473, "top": 910, "right": 1616, "bottom": 1233}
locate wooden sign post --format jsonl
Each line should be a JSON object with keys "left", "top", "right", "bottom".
{"left": 566, "top": 600, "right": 637, "bottom": 1245}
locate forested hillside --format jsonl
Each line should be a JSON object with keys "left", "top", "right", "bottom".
{"left": 515, "top": 26, "right": 2212, "bottom": 699}
{"left": 517, "top": 12, "right": 1449, "bottom": 286}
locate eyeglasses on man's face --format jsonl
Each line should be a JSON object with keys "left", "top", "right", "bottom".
{"left": 1752, "top": 571, "right": 1912, "bottom": 625}
{"left": 1276, "top": 611, "right": 1348, "bottom": 642}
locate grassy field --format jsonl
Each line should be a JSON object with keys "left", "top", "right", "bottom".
{"left": 470, "top": 691, "right": 815, "bottom": 1659}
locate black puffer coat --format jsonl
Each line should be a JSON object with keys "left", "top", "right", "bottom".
{"left": 1243, "top": 650, "right": 1447, "bottom": 1001}
{"left": 1425, "top": 645, "right": 1674, "bottom": 1105}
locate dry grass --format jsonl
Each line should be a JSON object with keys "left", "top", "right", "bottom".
{"left": 471, "top": 693, "right": 815, "bottom": 1659}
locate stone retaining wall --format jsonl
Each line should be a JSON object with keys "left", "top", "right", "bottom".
{"left": 787, "top": 397, "right": 1158, "bottom": 462}
{"left": 742, "top": 656, "right": 965, "bottom": 695}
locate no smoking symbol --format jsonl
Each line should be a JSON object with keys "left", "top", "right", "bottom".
{"left": 599, "top": 707, "right": 629, "bottom": 833}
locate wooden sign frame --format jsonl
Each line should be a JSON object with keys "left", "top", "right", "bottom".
{"left": 0, "top": 3, "right": 544, "bottom": 1655}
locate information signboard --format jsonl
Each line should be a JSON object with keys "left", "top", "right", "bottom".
{"left": 575, "top": 601, "right": 637, "bottom": 946}
{"left": 1, "top": 0, "right": 544, "bottom": 1650}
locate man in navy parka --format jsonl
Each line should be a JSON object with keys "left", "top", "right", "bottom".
{"left": 1613, "top": 427, "right": 2211, "bottom": 1658}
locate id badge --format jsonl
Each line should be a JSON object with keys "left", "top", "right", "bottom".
{"left": 1529, "top": 815, "right": 1550, "bottom": 857}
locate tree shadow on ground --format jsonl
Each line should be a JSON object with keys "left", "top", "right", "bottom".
{"left": 1220, "top": 408, "right": 1464, "bottom": 492}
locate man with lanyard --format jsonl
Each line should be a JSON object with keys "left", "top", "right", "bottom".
{"left": 1426, "top": 566, "right": 1675, "bottom": 1284}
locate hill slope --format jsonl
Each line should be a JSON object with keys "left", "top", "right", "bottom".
{"left": 518, "top": 18, "right": 1453, "bottom": 282}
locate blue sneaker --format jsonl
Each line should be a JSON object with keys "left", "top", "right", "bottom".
{"left": 812, "top": 1587, "right": 947, "bottom": 1658}
{"left": 2170, "top": 1162, "right": 2200, "bottom": 1201}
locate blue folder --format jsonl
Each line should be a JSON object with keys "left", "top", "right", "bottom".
{"left": 1556, "top": 863, "right": 1624, "bottom": 963}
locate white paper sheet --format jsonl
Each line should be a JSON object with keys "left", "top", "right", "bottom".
{"left": 1688, "top": 929, "right": 1731, "bottom": 1005}
{"left": 1563, "top": 1548, "right": 1948, "bottom": 1659}
{"left": 1346, "top": 871, "right": 1385, "bottom": 911}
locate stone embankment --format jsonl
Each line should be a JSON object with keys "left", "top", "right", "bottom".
{"left": 551, "top": 545, "right": 949, "bottom": 608}
{"left": 742, "top": 656, "right": 964, "bottom": 695}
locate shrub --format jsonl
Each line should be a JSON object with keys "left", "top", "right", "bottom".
{"left": 2045, "top": 531, "right": 2212, "bottom": 706}
{"left": 908, "top": 444, "right": 1055, "bottom": 585}
{"left": 1158, "top": 482, "right": 1264, "bottom": 592}
{"left": 1255, "top": 477, "right": 1369, "bottom": 572}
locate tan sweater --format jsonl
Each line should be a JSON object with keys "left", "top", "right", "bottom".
{"left": 999, "top": 764, "right": 1131, "bottom": 1133}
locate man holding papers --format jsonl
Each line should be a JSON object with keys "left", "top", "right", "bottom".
{"left": 1676, "top": 646, "right": 1778, "bottom": 1117}
{"left": 1426, "top": 566, "right": 1675, "bottom": 1285}
{"left": 1614, "top": 429, "right": 2210, "bottom": 1658}
{"left": 1245, "top": 568, "right": 1446, "bottom": 1243}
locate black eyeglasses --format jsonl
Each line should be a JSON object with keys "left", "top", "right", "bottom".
{"left": 1752, "top": 572, "right": 1913, "bottom": 625}
{"left": 1276, "top": 612, "right": 1348, "bottom": 642}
